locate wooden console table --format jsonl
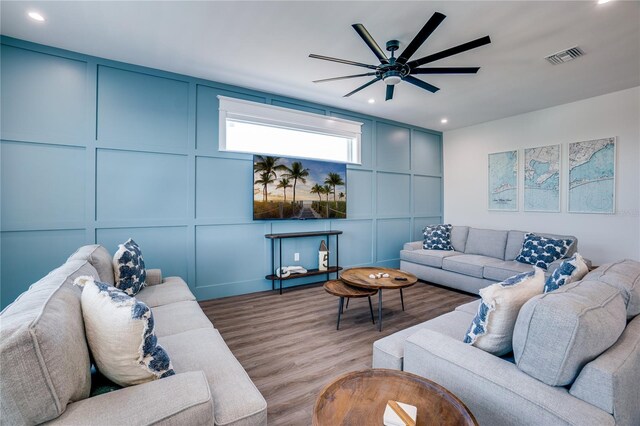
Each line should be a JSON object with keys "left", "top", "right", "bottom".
{"left": 265, "top": 230, "right": 343, "bottom": 294}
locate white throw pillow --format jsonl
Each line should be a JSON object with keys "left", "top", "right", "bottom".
{"left": 464, "top": 267, "right": 545, "bottom": 356}
{"left": 75, "top": 276, "right": 174, "bottom": 387}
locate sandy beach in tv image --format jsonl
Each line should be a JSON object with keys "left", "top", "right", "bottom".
{"left": 253, "top": 156, "right": 347, "bottom": 220}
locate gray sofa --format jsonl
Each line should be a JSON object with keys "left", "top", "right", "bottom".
{"left": 400, "top": 226, "right": 581, "bottom": 294}
{"left": 0, "top": 244, "right": 267, "bottom": 426}
{"left": 373, "top": 259, "right": 640, "bottom": 426}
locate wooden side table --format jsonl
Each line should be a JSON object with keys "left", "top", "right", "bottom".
{"left": 323, "top": 280, "right": 377, "bottom": 330}
{"left": 313, "top": 369, "right": 477, "bottom": 426}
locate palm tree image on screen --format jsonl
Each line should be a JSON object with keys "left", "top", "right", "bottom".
{"left": 253, "top": 156, "right": 347, "bottom": 220}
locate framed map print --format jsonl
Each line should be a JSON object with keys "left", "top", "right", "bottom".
{"left": 488, "top": 150, "right": 518, "bottom": 211}
{"left": 568, "top": 137, "right": 616, "bottom": 214}
{"left": 524, "top": 144, "right": 560, "bottom": 212}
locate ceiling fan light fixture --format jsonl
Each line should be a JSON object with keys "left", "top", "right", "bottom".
{"left": 382, "top": 71, "right": 402, "bottom": 86}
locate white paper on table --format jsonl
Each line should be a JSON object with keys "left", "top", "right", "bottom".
{"left": 383, "top": 400, "right": 417, "bottom": 426}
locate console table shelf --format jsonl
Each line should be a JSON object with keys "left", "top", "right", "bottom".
{"left": 265, "top": 230, "right": 342, "bottom": 294}
{"left": 265, "top": 266, "right": 343, "bottom": 281}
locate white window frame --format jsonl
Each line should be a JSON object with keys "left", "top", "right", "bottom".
{"left": 218, "top": 96, "right": 362, "bottom": 164}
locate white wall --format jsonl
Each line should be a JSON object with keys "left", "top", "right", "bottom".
{"left": 444, "top": 87, "right": 640, "bottom": 265}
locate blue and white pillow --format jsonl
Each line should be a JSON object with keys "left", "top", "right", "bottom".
{"left": 423, "top": 224, "right": 453, "bottom": 251}
{"left": 113, "top": 238, "right": 146, "bottom": 296}
{"left": 544, "top": 253, "right": 589, "bottom": 293}
{"left": 464, "top": 267, "right": 545, "bottom": 355}
{"left": 75, "top": 276, "right": 174, "bottom": 387}
{"left": 515, "top": 233, "right": 573, "bottom": 270}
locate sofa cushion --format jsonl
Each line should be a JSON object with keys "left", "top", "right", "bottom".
{"left": 464, "top": 228, "right": 508, "bottom": 260}
{"left": 372, "top": 310, "right": 475, "bottom": 370}
{"left": 0, "top": 260, "right": 98, "bottom": 425}
{"left": 450, "top": 226, "right": 469, "bottom": 253}
{"left": 569, "top": 315, "right": 640, "bottom": 418}
{"left": 483, "top": 260, "right": 534, "bottom": 282}
{"left": 159, "top": 328, "right": 268, "bottom": 426}
{"left": 400, "top": 249, "right": 462, "bottom": 268}
{"left": 515, "top": 233, "right": 574, "bottom": 270}
{"left": 113, "top": 238, "right": 147, "bottom": 296}
{"left": 152, "top": 300, "right": 215, "bottom": 338}
{"left": 455, "top": 299, "right": 481, "bottom": 315}
{"left": 544, "top": 253, "right": 589, "bottom": 293}
{"left": 513, "top": 280, "right": 627, "bottom": 386}
{"left": 136, "top": 276, "right": 195, "bottom": 308}
{"left": 442, "top": 254, "right": 499, "bottom": 279}
{"left": 464, "top": 268, "right": 545, "bottom": 356}
{"left": 76, "top": 277, "right": 174, "bottom": 386}
{"left": 423, "top": 224, "right": 453, "bottom": 250}
{"left": 585, "top": 259, "right": 640, "bottom": 318}
{"left": 68, "top": 244, "right": 115, "bottom": 285}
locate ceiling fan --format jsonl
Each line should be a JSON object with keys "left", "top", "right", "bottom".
{"left": 309, "top": 12, "right": 491, "bottom": 101}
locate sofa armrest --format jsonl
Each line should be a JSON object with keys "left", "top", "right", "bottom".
{"left": 403, "top": 241, "right": 423, "bottom": 251}
{"left": 146, "top": 268, "right": 163, "bottom": 286}
{"left": 46, "top": 371, "right": 213, "bottom": 426}
{"left": 403, "top": 329, "right": 613, "bottom": 426}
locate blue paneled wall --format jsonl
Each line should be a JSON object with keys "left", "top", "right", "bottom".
{"left": 0, "top": 37, "right": 443, "bottom": 308}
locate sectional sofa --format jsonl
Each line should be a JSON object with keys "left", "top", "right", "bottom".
{"left": 400, "top": 226, "right": 582, "bottom": 294}
{"left": 373, "top": 259, "right": 640, "bottom": 426}
{"left": 0, "top": 245, "right": 267, "bottom": 426}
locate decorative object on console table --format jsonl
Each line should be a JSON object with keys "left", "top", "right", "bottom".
{"left": 319, "top": 240, "right": 328, "bottom": 271}
{"left": 313, "top": 369, "right": 477, "bottom": 426}
{"left": 488, "top": 150, "right": 518, "bottom": 211}
{"left": 568, "top": 137, "right": 616, "bottom": 214}
{"left": 265, "top": 230, "right": 342, "bottom": 294}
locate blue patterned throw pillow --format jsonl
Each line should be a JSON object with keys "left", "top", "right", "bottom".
{"left": 113, "top": 238, "right": 146, "bottom": 296}
{"left": 544, "top": 253, "right": 589, "bottom": 293}
{"left": 75, "top": 276, "right": 174, "bottom": 387}
{"left": 515, "top": 233, "right": 573, "bottom": 270}
{"left": 423, "top": 224, "right": 453, "bottom": 250}
{"left": 464, "top": 268, "right": 545, "bottom": 355}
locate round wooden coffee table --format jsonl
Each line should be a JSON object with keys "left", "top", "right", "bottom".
{"left": 340, "top": 267, "right": 417, "bottom": 331}
{"left": 323, "top": 280, "right": 377, "bottom": 330}
{"left": 313, "top": 369, "right": 477, "bottom": 426}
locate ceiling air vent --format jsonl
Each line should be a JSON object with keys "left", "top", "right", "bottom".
{"left": 545, "top": 46, "right": 585, "bottom": 65}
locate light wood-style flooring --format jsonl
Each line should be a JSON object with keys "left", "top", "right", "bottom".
{"left": 199, "top": 281, "right": 476, "bottom": 426}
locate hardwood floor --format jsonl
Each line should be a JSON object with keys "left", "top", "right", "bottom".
{"left": 199, "top": 281, "right": 477, "bottom": 426}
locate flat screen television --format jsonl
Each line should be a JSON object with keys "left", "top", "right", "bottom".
{"left": 253, "top": 155, "right": 347, "bottom": 220}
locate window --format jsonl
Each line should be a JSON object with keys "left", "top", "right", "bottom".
{"left": 218, "top": 96, "right": 362, "bottom": 164}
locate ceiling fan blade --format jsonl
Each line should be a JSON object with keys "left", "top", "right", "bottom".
{"left": 344, "top": 77, "right": 381, "bottom": 97}
{"left": 313, "top": 72, "right": 377, "bottom": 83}
{"left": 407, "top": 35, "right": 492, "bottom": 68}
{"left": 397, "top": 12, "right": 446, "bottom": 65}
{"left": 403, "top": 75, "right": 440, "bottom": 93}
{"left": 385, "top": 85, "right": 395, "bottom": 101}
{"left": 309, "top": 54, "right": 378, "bottom": 70}
{"left": 411, "top": 67, "right": 480, "bottom": 74}
{"left": 352, "top": 24, "right": 389, "bottom": 64}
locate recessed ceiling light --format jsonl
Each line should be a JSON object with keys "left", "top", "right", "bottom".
{"left": 27, "top": 11, "right": 45, "bottom": 22}
{"left": 441, "top": 118, "right": 448, "bottom": 124}
{"left": 597, "top": 0, "right": 612, "bottom": 4}
{"left": 368, "top": 98, "right": 375, "bottom": 104}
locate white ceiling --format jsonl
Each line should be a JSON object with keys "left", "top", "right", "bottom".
{"left": 1, "top": 1, "right": 639, "bottom": 131}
